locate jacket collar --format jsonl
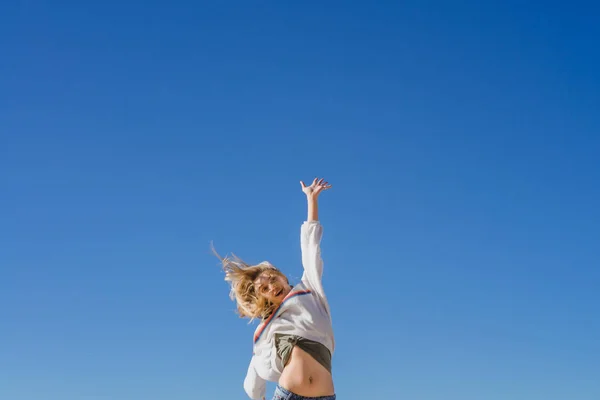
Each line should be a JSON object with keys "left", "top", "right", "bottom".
{"left": 253, "top": 286, "right": 312, "bottom": 343}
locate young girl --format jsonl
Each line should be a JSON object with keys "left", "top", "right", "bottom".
{"left": 215, "top": 178, "right": 336, "bottom": 400}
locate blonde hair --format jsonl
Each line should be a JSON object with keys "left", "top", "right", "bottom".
{"left": 212, "top": 245, "right": 288, "bottom": 321}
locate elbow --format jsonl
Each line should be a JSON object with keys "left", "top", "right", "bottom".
{"left": 244, "top": 376, "right": 264, "bottom": 400}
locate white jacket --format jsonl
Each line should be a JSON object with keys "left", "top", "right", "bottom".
{"left": 243, "top": 220, "right": 335, "bottom": 400}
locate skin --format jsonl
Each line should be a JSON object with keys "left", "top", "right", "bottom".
{"left": 253, "top": 271, "right": 291, "bottom": 304}
{"left": 254, "top": 177, "right": 334, "bottom": 399}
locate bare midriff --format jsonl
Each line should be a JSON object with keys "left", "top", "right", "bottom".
{"left": 278, "top": 346, "right": 335, "bottom": 397}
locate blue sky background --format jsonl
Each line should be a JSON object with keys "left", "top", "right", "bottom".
{"left": 1, "top": 1, "right": 599, "bottom": 399}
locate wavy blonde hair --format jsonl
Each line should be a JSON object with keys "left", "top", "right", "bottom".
{"left": 212, "top": 245, "right": 288, "bottom": 321}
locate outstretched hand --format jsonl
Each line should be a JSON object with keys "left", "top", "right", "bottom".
{"left": 300, "top": 177, "right": 332, "bottom": 197}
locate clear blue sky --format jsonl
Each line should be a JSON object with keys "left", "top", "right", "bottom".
{"left": 1, "top": 1, "right": 599, "bottom": 399}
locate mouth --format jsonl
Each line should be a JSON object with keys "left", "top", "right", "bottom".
{"left": 274, "top": 288, "right": 283, "bottom": 297}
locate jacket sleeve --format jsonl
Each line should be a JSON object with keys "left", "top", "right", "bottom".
{"left": 300, "top": 220, "right": 326, "bottom": 298}
{"left": 243, "top": 355, "right": 266, "bottom": 400}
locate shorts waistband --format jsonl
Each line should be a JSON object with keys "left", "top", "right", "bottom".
{"left": 273, "top": 385, "right": 336, "bottom": 400}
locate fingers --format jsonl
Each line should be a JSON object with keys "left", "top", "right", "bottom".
{"left": 317, "top": 177, "right": 330, "bottom": 188}
{"left": 315, "top": 177, "right": 332, "bottom": 189}
{"left": 303, "top": 177, "right": 332, "bottom": 191}
{"left": 312, "top": 177, "right": 326, "bottom": 186}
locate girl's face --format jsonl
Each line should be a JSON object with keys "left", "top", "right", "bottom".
{"left": 254, "top": 270, "right": 291, "bottom": 304}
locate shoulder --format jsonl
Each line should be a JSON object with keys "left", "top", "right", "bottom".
{"left": 285, "top": 283, "right": 314, "bottom": 300}
{"left": 290, "top": 282, "right": 308, "bottom": 291}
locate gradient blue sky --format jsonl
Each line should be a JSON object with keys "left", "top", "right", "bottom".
{"left": 1, "top": 1, "right": 599, "bottom": 399}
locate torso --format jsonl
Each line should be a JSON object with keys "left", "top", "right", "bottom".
{"left": 279, "top": 346, "right": 335, "bottom": 397}
{"left": 252, "top": 283, "right": 335, "bottom": 396}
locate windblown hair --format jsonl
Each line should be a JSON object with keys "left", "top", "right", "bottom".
{"left": 212, "top": 244, "right": 288, "bottom": 321}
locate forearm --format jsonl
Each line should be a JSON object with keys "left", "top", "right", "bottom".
{"left": 301, "top": 196, "right": 326, "bottom": 299}
{"left": 306, "top": 195, "right": 319, "bottom": 221}
{"left": 301, "top": 177, "right": 330, "bottom": 221}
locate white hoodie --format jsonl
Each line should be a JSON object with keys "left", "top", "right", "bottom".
{"left": 243, "top": 220, "right": 335, "bottom": 400}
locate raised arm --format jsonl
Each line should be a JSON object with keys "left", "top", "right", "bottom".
{"left": 299, "top": 178, "right": 332, "bottom": 300}
{"left": 301, "top": 177, "right": 331, "bottom": 221}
